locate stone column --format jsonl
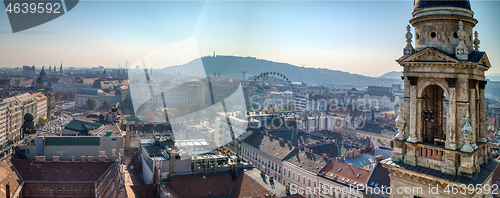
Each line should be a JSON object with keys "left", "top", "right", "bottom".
{"left": 469, "top": 79, "right": 477, "bottom": 149}
{"left": 408, "top": 76, "right": 418, "bottom": 143}
{"left": 446, "top": 78, "right": 458, "bottom": 150}
{"left": 416, "top": 98, "right": 423, "bottom": 142}
{"left": 404, "top": 75, "right": 411, "bottom": 140}
{"left": 479, "top": 80, "right": 487, "bottom": 142}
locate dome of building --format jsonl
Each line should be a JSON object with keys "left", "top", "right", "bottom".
{"left": 414, "top": 0, "right": 471, "bottom": 11}
{"left": 24, "top": 113, "right": 34, "bottom": 122}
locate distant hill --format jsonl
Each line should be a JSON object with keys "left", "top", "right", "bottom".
{"left": 378, "top": 71, "right": 403, "bottom": 80}
{"left": 161, "top": 55, "right": 400, "bottom": 87}
{"left": 487, "top": 73, "right": 500, "bottom": 81}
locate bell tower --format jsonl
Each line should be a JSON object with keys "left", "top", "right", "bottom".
{"left": 382, "top": 1, "right": 498, "bottom": 197}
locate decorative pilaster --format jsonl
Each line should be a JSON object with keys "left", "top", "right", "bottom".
{"left": 403, "top": 25, "right": 415, "bottom": 57}
{"left": 479, "top": 80, "right": 487, "bottom": 142}
{"left": 469, "top": 79, "right": 477, "bottom": 148}
{"left": 408, "top": 76, "right": 418, "bottom": 143}
{"left": 446, "top": 78, "right": 458, "bottom": 150}
{"left": 455, "top": 21, "right": 469, "bottom": 60}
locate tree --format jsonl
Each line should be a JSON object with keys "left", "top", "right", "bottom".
{"left": 265, "top": 104, "right": 278, "bottom": 112}
{"left": 37, "top": 117, "right": 49, "bottom": 128}
{"left": 86, "top": 97, "right": 97, "bottom": 110}
{"left": 281, "top": 103, "right": 295, "bottom": 111}
{"left": 100, "top": 101, "right": 110, "bottom": 111}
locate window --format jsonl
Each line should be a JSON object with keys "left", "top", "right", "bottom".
{"left": 303, "top": 176, "right": 306, "bottom": 185}
{"left": 83, "top": 188, "right": 87, "bottom": 196}
{"left": 422, "top": 85, "right": 446, "bottom": 146}
{"left": 284, "top": 168, "right": 287, "bottom": 175}
{"left": 288, "top": 170, "right": 291, "bottom": 177}
{"left": 90, "top": 189, "right": 94, "bottom": 196}
{"left": 41, "top": 188, "right": 45, "bottom": 196}
{"left": 314, "top": 181, "right": 317, "bottom": 188}
{"left": 293, "top": 172, "right": 295, "bottom": 180}
{"left": 49, "top": 188, "right": 53, "bottom": 196}
{"left": 66, "top": 188, "right": 70, "bottom": 196}
{"left": 33, "top": 188, "right": 37, "bottom": 196}
{"left": 298, "top": 174, "right": 301, "bottom": 182}
{"left": 74, "top": 188, "right": 78, "bottom": 196}
{"left": 57, "top": 188, "right": 61, "bottom": 196}
{"left": 308, "top": 179, "right": 311, "bottom": 186}
{"left": 25, "top": 189, "right": 29, "bottom": 196}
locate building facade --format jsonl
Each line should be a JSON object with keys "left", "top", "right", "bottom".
{"left": 383, "top": 1, "right": 499, "bottom": 198}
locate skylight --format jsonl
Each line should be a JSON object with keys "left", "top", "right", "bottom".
{"left": 356, "top": 173, "right": 360, "bottom": 178}
{"left": 337, "top": 168, "right": 342, "bottom": 172}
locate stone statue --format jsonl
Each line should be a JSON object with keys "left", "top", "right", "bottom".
{"left": 394, "top": 105, "right": 406, "bottom": 141}
{"left": 461, "top": 110, "right": 474, "bottom": 152}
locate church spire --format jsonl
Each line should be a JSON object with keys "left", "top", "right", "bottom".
{"left": 403, "top": 25, "right": 415, "bottom": 57}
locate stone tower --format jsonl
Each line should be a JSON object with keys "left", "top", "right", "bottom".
{"left": 382, "top": 0, "right": 497, "bottom": 197}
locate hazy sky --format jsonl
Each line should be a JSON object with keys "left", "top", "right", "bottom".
{"left": 0, "top": 0, "right": 499, "bottom": 77}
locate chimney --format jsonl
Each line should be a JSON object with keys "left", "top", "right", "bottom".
{"left": 71, "top": 156, "right": 75, "bottom": 162}
{"left": 52, "top": 156, "right": 59, "bottom": 162}
{"left": 88, "top": 156, "right": 94, "bottom": 162}
{"left": 99, "top": 156, "right": 106, "bottom": 162}
{"left": 375, "top": 155, "right": 383, "bottom": 162}
{"left": 322, "top": 153, "right": 328, "bottom": 158}
{"left": 81, "top": 156, "right": 86, "bottom": 162}
{"left": 111, "top": 156, "right": 116, "bottom": 161}
{"left": 6, "top": 183, "right": 10, "bottom": 198}
{"left": 169, "top": 152, "right": 177, "bottom": 176}
{"left": 35, "top": 156, "right": 45, "bottom": 162}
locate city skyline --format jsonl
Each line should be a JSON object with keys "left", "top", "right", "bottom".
{"left": 0, "top": 0, "right": 499, "bottom": 77}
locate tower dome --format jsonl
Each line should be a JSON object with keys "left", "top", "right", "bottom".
{"left": 410, "top": 0, "right": 477, "bottom": 54}
{"left": 414, "top": 0, "right": 471, "bottom": 11}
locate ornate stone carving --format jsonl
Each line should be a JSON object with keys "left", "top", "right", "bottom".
{"left": 455, "top": 21, "right": 469, "bottom": 60}
{"left": 473, "top": 31, "right": 480, "bottom": 51}
{"left": 394, "top": 105, "right": 406, "bottom": 141}
{"left": 461, "top": 110, "right": 474, "bottom": 152}
{"left": 404, "top": 25, "right": 415, "bottom": 57}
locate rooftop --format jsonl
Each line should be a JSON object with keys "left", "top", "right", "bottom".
{"left": 284, "top": 149, "right": 329, "bottom": 174}
{"left": 366, "top": 162, "right": 390, "bottom": 189}
{"left": 381, "top": 158, "right": 500, "bottom": 185}
{"left": 319, "top": 159, "right": 372, "bottom": 188}
{"left": 243, "top": 132, "right": 295, "bottom": 160}
{"left": 11, "top": 159, "right": 115, "bottom": 182}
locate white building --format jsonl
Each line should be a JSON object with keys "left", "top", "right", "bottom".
{"left": 75, "top": 88, "right": 107, "bottom": 109}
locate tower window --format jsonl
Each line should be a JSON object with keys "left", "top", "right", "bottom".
{"left": 454, "top": 32, "right": 458, "bottom": 38}
{"left": 430, "top": 32, "right": 437, "bottom": 38}
{"left": 416, "top": 34, "right": 420, "bottom": 40}
{"left": 422, "top": 85, "right": 446, "bottom": 146}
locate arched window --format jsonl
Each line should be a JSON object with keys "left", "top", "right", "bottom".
{"left": 422, "top": 85, "right": 446, "bottom": 146}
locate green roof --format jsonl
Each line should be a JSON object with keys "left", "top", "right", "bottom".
{"left": 64, "top": 120, "right": 103, "bottom": 133}
{"left": 45, "top": 137, "right": 100, "bottom": 146}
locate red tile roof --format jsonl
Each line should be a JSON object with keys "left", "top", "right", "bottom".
{"left": 230, "top": 171, "right": 271, "bottom": 198}
{"left": 0, "top": 157, "right": 22, "bottom": 198}
{"left": 166, "top": 172, "right": 234, "bottom": 198}
{"left": 11, "top": 159, "right": 114, "bottom": 182}
{"left": 319, "top": 159, "right": 371, "bottom": 187}
{"left": 18, "top": 79, "right": 33, "bottom": 86}
{"left": 96, "top": 162, "right": 127, "bottom": 198}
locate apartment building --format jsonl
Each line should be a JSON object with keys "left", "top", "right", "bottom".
{"left": 0, "top": 101, "right": 7, "bottom": 147}
{"left": 33, "top": 92, "right": 48, "bottom": 120}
